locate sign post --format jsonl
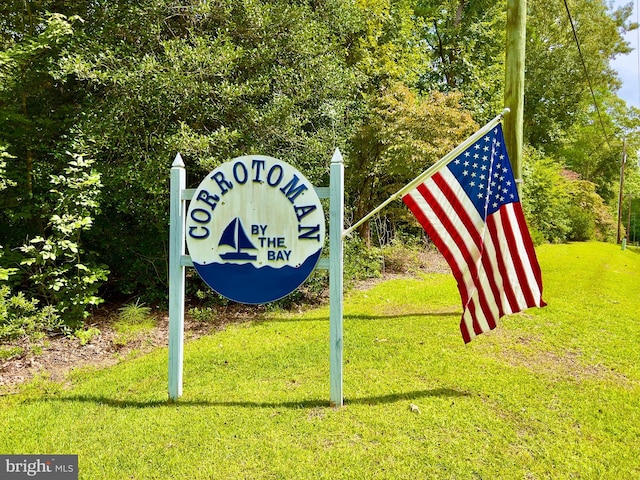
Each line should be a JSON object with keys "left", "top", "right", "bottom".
{"left": 168, "top": 150, "right": 345, "bottom": 406}
{"left": 329, "top": 149, "right": 344, "bottom": 407}
{"left": 169, "top": 153, "right": 186, "bottom": 401}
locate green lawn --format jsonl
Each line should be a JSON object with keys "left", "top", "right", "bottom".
{"left": 1, "top": 242, "right": 639, "bottom": 479}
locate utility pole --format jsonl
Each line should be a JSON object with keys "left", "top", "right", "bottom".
{"left": 627, "top": 194, "right": 632, "bottom": 245}
{"left": 504, "top": 0, "right": 526, "bottom": 195}
{"left": 617, "top": 139, "right": 627, "bottom": 244}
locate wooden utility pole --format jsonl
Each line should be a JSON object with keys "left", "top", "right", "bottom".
{"left": 504, "top": 0, "right": 526, "bottom": 194}
{"left": 617, "top": 139, "right": 627, "bottom": 244}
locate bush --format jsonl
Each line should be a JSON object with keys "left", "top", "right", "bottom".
{"left": 521, "top": 152, "right": 571, "bottom": 243}
{"left": 343, "top": 235, "right": 383, "bottom": 286}
{"left": 382, "top": 238, "right": 428, "bottom": 274}
{"left": 0, "top": 286, "right": 60, "bottom": 340}
{"left": 565, "top": 179, "right": 616, "bottom": 242}
{"left": 19, "top": 152, "right": 109, "bottom": 328}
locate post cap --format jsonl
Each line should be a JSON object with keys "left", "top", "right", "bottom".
{"left": 331, "top": 148, "right": 343, "bottom": 164}
{"left": 172, "top": 152, "right": 185, "bottom": 168}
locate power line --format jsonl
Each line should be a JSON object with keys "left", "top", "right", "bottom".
{"left": 562, "top": 0, "right": 612, "bottom": 147}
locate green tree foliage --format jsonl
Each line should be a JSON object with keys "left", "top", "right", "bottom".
{"left": 522, "top": 149, "right": 616, "bottom": 244}
{"left": 415, "top": 0, "right": 506, "bottom": 120}
{"left": 565, "top": 178, "right": 616, "bottom": 242}
{"left": 347, "top": 83, "right": 477, "bottom": 242}
{"left": 521, "top": 150, "right": 571, "bottom": 243}
{"left": 56, "top": 0, "right": 361, "bottom": 297}
{"left": 0, "top": 11, "right": 82, "bottom": 230}
{"left": 0, "top": 0, "right": 637, "bottom": 325}
{"left": 0, "top": 141, "right": 61, "bottom": 340}
{"left": 525, "top": 0, "right": 635, "bottom": 153}
{"left": 19, "top": 152, "right": 108, "bottom": 326}
{"left": 344, "top": 0, "right": 478, "bottom": 242}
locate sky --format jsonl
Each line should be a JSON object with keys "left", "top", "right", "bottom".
{"left": 611, "top": 0, "right": 640, "bottom": 109}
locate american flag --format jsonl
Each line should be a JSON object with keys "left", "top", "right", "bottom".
{"left": 402, "top": 123, "right": 545, "bottom": 343}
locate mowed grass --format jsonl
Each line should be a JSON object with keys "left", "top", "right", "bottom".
{"left": 1, "top": 242, "right": 639, "bottom": 479}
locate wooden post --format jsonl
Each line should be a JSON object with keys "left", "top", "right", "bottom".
{"left": 329, "top": 148, "right": 344, "bottom": 407}
{"left": 504, "top": 0, "right": 527, "bottom": 194}
{"left": 617, "top": 139, "right": 627, "bottom": 244}
{"left": 168, "top": 153, "right": 186, "bottom": 401}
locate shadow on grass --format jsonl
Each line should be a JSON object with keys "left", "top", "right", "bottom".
{"left": 50, "top": 387, "right": 470, "bottom": 410}
{"left": 265, "top": 312, "right": 460, "bottom": 323}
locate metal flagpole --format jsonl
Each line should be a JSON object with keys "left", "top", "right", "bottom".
{"left": 343, "top": 108, "right": 510, "bottom": 238}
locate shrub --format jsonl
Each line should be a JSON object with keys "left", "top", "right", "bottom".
{"left": 20, "top": 152, "right": 109, "bottom": 328}
{"left": 521, "top": 152, "right": 571, "bottom": 243}
{"left": 565, "top": 179, "right": 616, "bottom": 242}
{"left": 343, "top": 235, "right": 383, "bottom": 286}
{"left": 0, "top": 286, "right": 60, "bottom": 340}
{"left": 382, "top": 239, "right": 427, "bottom": 274}
{"left": 74, "top": 327, "right": 101, "bottom": 346}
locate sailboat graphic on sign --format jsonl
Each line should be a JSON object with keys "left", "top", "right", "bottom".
{"left": 218, "top": 217, "right": 258, "bottom": 261}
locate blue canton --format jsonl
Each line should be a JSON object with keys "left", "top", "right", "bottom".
{"left": 445, "top": 124, "right": 519, "bottom": 218}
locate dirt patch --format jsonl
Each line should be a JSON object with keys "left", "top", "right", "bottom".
{"left": 485, "top": 328, "right": 629, "bottom": 384}
{"left": 0, "top": 306, "right": 257, "bottom": 393}
{"left": 0, "top": 251, "right": 450, "bottom": 393}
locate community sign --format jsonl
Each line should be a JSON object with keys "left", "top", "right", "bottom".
{"left": 185, "top": 155, "right": 325, "bottom": 304}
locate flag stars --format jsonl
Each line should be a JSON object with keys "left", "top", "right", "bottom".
{"left": 448, "top": 128, "right": 517, "bottom": 216}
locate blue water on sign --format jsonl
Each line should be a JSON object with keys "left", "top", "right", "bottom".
{"left": 193, "top": 249, "right": 322, "bottom": 304}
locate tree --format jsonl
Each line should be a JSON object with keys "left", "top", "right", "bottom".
{"left": 56, "top": 0, "right": 362, "bottom": 297}
{"left": 0, "top": 12, "right": 83, "bottom": 244}
{"left": 414, "top": 0, "right": 506, "bottom": 121}
{"left": 524, "top": 0, "right": 636, "bottom": 153}
{"left": 347, "top": 83, "right": 477, "bottom": 243}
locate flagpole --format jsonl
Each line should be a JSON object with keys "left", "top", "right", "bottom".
{"left": 343, "top": 108, "right": 510, "bottom": 238}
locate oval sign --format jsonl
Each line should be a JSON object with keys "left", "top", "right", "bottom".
{"left": 185, "top": 155, "right": 325, "bottom": 304}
